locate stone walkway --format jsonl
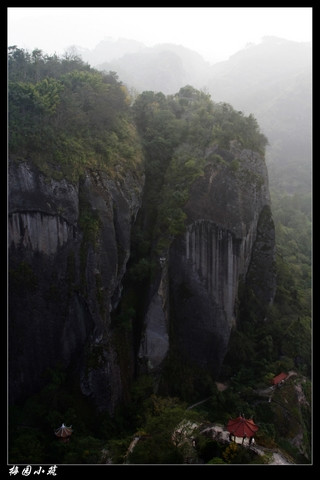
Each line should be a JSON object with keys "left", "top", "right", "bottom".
{"left": 270, "top": 452, "right": 292, "bottom": 465}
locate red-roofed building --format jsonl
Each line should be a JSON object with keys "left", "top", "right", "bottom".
{"left": 227, "top": 416, "right": 259, "bottom": 444}
{"left": 272, "top": 372, "right": 288, "bottom": 386}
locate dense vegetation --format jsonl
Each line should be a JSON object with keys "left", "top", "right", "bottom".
{"left": 8, "top": 48, "right": 311, "bottom": 465}
{"left": 8, "top": 46, "right": 143, "bottom": 183}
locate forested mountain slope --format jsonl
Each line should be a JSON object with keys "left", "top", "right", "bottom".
{"left": 88, "top": 37, "right": 312, "bottom": 372}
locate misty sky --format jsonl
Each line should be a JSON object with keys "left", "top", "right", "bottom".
{"left": 8, "top": 7, "right": 312, "bottom": 64}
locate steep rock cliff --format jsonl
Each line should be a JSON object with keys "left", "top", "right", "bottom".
{"left": 140, "top": 145, "right": 276, "bottom": 379}
{"left": 170, "top": 147, "right": 276, "bottom": 376}
{"left": 8, "top": 160, "right": 144, "bottom": 413}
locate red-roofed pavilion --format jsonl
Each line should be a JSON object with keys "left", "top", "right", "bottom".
{"left": 227, "top": 416, "right": 258, "bottom": 444}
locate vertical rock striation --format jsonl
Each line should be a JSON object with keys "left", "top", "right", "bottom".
{"left": 168, "top": 147, "right": 276, "bottom": 376}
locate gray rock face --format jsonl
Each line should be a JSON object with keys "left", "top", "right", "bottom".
{"left": 9, "top": 161, "right": 79, "bottom": 224}
{"left": 137, "top": 147, "right": 275, "bottom": 379}
{"left": 8, "top": 160, "right": 144, "bottom": 413}
{"left": 9, "top": 142, "right": 275, "bottom": 410}
{"left": 138, "top": 262, "right": 169, "bottom": 370}
{"left": 9, "top": 211, "right": 75, "bottom": 254}
{"left": 168, "top": 147, "right": 276, "bottom": 376}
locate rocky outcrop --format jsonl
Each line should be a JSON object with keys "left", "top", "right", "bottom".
{"left": 8, "top": 160, "right": 144, "bottom": 412}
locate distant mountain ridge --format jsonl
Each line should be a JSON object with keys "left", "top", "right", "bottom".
{"left": 73, "top": 37, "right": 146, "bottom": 65}
{"left": 95, "top": 42, "right": 211, "bottom": 95}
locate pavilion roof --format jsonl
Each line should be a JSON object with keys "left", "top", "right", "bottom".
{"left": 272, "top": 372, "right": 288, "bottom": 385}
{"left": 54, "top": 423, "right": 73, "bottom": 438}
{"left": 227, "top": 416, "right": 258, "bottom": 438}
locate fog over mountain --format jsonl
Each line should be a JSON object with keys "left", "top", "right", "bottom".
{"left": 73, "top": 37, "right": 147, "bottom": 66}
{"left": 206, "top": 37, "right": 312, "bottom": 194}
{"left": 82, "top": 40, "right": 211, "bottom": 95}
{"left": 74, "top": 36, "right": 311, "bottom": 195}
